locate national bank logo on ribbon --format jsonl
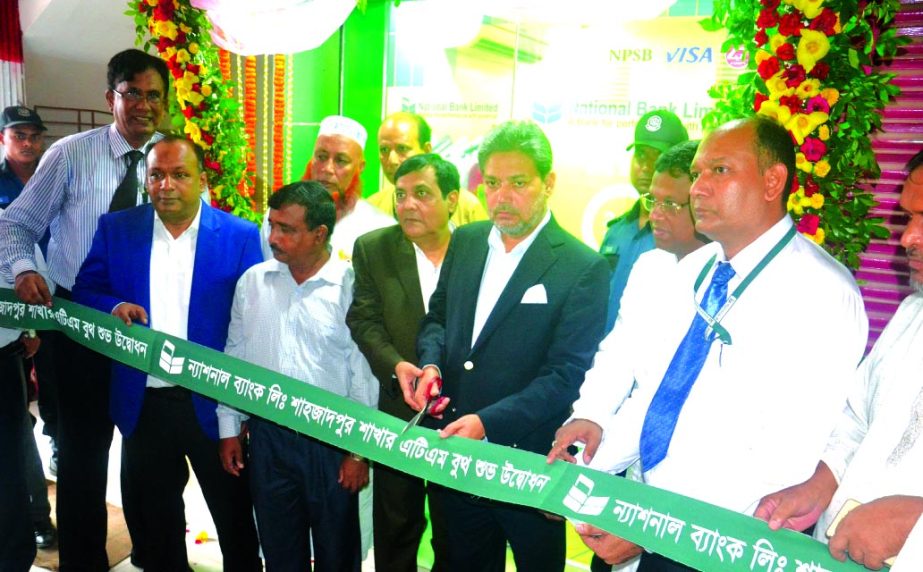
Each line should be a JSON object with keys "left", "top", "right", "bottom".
{"left": 563, "top": 474, "right": 609, "bottom": 516}
{"left": 532, "top": 102, "right": 563, "bottom": 125}
{"left": 159, "top": 340, "right": 185, "bottom": 375}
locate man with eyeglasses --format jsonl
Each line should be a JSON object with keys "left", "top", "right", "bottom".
{"left": 599, "top": 109, "right": 688, "bottom": 333}
{"left": 549, "top": 140, "right": 705, "bottom": 571}
{"left": 0, "top": 49, "right": 168, "bottom": 570}
{"left": 550, "top": 118, "right": 867, "bottom": 572}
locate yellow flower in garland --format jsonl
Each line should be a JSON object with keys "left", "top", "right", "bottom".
{"left": 818, "top": 124, "right": 831, "bottom": 141}
{"left": 755, "top": 49, "right": 773, "bottom": 65}
{"left": 145, "top": 0, "right": 157, "bottom": 6}
{"left": 152, "top": 19, "right": 178, "bottom": 40}
{"left": 797, "top": 29, "right": 831, "bottom": 73}
{"left": 184, "top": 121, "right": 202, "bottom": 143}
{"left": 769, "top": 34, "right": 788, "bottom": 54}
{"left": 821, "top": 87, "right": 839, "bottom": 106}
{"left": 814, "top": 159, "right": 831, "bottom": 178}
{"left": 786, "top": 111, "right": 829, "bottom": 145}
{"left": 795, "top": 78, "right": 822, "bottom": 99}
{"left": 795, "top": 152, "right": 813, "bottom": 173}
{"left": 201, "top": 84, "right": 213, "bottom": 97}
{"left": 811, "top": 193, "right": 825, "bottom": 209}
{"left": 798, "top": 0, "right": 825, "bottom": 19}
{"left": 787, "top": 192, "right": 804, "bottom": 216}
{"left": 766, "top": 72, "right": 795, "bottom": 98}
{"left": 758, "top": 100, "right": 793, "bottom": 125}
{"left": 189, "top": 43, "right": 200, "bottom": 55}
{"left": 175, "top": 49, "right": 191, "bottom": 64}
{"left": 180, "top": 23, "right": 192, "bottom": 34}
{"left": 812, "top": 227, "right": 826, "bottom": 245}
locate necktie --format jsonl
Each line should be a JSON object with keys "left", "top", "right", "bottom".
{"left": 108, "top": 150, "right": 144, "bottom": 213}
{"left": 639, "top": 261, "right": 736, "bottom": 472}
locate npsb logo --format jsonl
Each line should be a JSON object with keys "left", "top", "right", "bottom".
{"left": 609, "top": 49, "right": 652, "bottom": 63}
{"left": 562, "top": 474, "right": 609, "bottom": 516}
{"left": 401, "top": 98, "right": 416, "bottom": 113}
{"left": 666, "top": 47, "right": 714, "bottom": 64}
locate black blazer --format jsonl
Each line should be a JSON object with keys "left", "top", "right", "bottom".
{"left": 348, "top": 225, "right": 431, "bottom": 419}
{"left": 416, "top": 217, "right": 609, "bottom": 454}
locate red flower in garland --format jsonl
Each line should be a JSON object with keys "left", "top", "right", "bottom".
{"left": 758, "top": 56, "right": 781, "bottom": 79}
{"left": 810, "top": 62, "right": 830, "bottom": 80}
{"left": 803, "top": 176, "right": 820, "bottom": 197}
{"left": 152, "top": 2, "right": 174, "bottom": 21}
{"left": 809, "top": 8, "right": 838, "bottom": 36}
{"left": 156, "top": 36, "right": 174, "bottom": 52}
{"left": 760, "top": 0, "right": 781, "bottom": 8}
{"left": 783, "top": 64, "right": 806, "bottom": 87}
{"left": 801, "top": 137, "right": 827, "bottom": 161}
{"left": 776, "top": 42, "right": 796, "bottom": 60}
{"left": 755, "top": 29, "right": 770, "bottom": 46}
{"left": 779, "top": 94, "right": 802, "bottom": 113}
{"left": 182, "top": 106, "right": 195, "bottom": 119}
{"left": 778, "top": 13, "right": 804, "bottom": 36}
{"left": 797, "top": 213, "right": 820, "bottom": 235}
{"left": 757, "top": 9, "right": 780, "bottom": 29}
{"left": 754, "top": 92, "right": 770, "bottom": 112}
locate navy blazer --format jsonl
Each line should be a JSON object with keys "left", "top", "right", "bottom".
{"left": 416, "top": 217, "right": 609, "bottom": 454}
{"left": 73, "top": 203, "right": 262, "bottom": 440}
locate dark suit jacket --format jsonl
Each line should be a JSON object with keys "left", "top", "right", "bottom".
{"left": 72, "top": 203, "right": 263, "bottom": 440}
{"left": 347, "top": 225, "right": 433, "bottom": 420}
{"left": 416, "top": 217, "right": 609, "bottom": 454}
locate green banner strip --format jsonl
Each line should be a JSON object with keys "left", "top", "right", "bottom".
{"left": 0, "top": 288, "right": 869, "bottom": 572}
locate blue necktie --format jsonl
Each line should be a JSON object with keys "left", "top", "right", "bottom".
{"left": 639, "top": 261, "right": 736, "bottom": 472}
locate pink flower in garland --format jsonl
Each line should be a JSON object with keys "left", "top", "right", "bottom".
{"left": 801, "top": 137, "right": 827, "bottom": 161}
{"left": 797, "top": 213, "right": 820, "bottom": 235}
{"left": 805, "top": 94, "right": 830, "bottom": 114}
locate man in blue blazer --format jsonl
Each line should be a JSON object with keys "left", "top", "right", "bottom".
{"left": 409, "top": 121, "right": 610, "bottom": 572}
{"left": 73, "top": 136, "right": 262, "bottom": 572}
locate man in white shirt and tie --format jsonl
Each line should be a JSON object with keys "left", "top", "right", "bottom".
{"left": 559, "top": 117, "right": 868, "bottom": 571}
{"left": 753, "top": 149, "right": 923, "bottom": 572}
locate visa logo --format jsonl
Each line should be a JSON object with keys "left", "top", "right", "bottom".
{"left": 666, "top": 47, "right": 714, "bottom": 64}
{"left": 609, "top": 49, "right": 652, "bottom": 63}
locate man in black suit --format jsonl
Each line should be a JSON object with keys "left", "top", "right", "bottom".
{"left": 407, "top": 121, "right": 610, "bottom": 571}
{"left": 347, "top": 153, "right": 459, "bottom": 571}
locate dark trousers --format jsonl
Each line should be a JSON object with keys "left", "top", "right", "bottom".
{"left": 373, "top": 464, "right": 449, "bottom": 572}
{"left": 50, "top": 326, "right": 114, "bottom": 572}
{"left": 248, "top": 419, "right": 360, "bottom": 572}
{"left": 432, "top": 485, "right": 565, "bottom": 572}
{"left": 0, "top": 341, "right": 37, "bottom": 572}
{"left": 122, "top": 387, "right": 261, "bottom": 572}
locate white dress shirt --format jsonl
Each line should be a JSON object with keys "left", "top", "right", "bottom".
{"left": 145, "top": 206, "right": 201, "bottom": 388}
{"left": 412, "top": 242, "right": 443, "bottom": 314}
{"left": 217, "top": 256, "right": 379, "bottom": 438}
{"left": 591, "top": 216, "right": 868, "bottom": 515}
{"left": 816, "top": 293, "right": 923, "bottom": 570}
{"left": 570, "top": 248, "right": 682, "bottom": 427}
{"left": 471, "top": 211, "right": 551, "bottom": 347}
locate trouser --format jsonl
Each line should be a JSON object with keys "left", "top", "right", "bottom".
{"left": 122, "top": 387, "right": 261, "bottom": 572}
{"left": 248, "top": 419, "right": 361, "bottom": 572}
{"left": 431, "top": 485, "right": 565, "bottom": 572}
{"left": 373, "top": 463, "right": 449, "bottom": 572}
{"left": 0, "top": 340, "right": 37, "bottom": 572}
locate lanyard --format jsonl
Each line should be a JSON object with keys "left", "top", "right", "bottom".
{"left": 692, "top": 225, "right": 797, "bottom": 345}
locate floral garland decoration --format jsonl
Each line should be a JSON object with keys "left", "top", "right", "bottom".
{"left": 704, "top": 0, "right": 906, "bottom": 269}
{"left": 127, "top": 0, "right": 258, "bottom": 223}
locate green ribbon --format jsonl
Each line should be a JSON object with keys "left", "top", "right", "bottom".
{"left": 0, "top": 288, "right": 871, "bottom": 572}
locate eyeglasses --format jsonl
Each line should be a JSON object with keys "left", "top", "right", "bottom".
{"left": 112, "top": 88, "right": 163, "bottom": 105}
{"left": 640, "top": 193, "right": 689, "bottom": 215}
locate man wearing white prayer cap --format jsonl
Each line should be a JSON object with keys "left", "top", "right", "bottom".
{"left": 260, "top": 115, "right": 394, "bottom": 262}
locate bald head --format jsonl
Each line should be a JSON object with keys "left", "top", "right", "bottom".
{"left": 378, "top": 112, "right": 432, "bottom": 183}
